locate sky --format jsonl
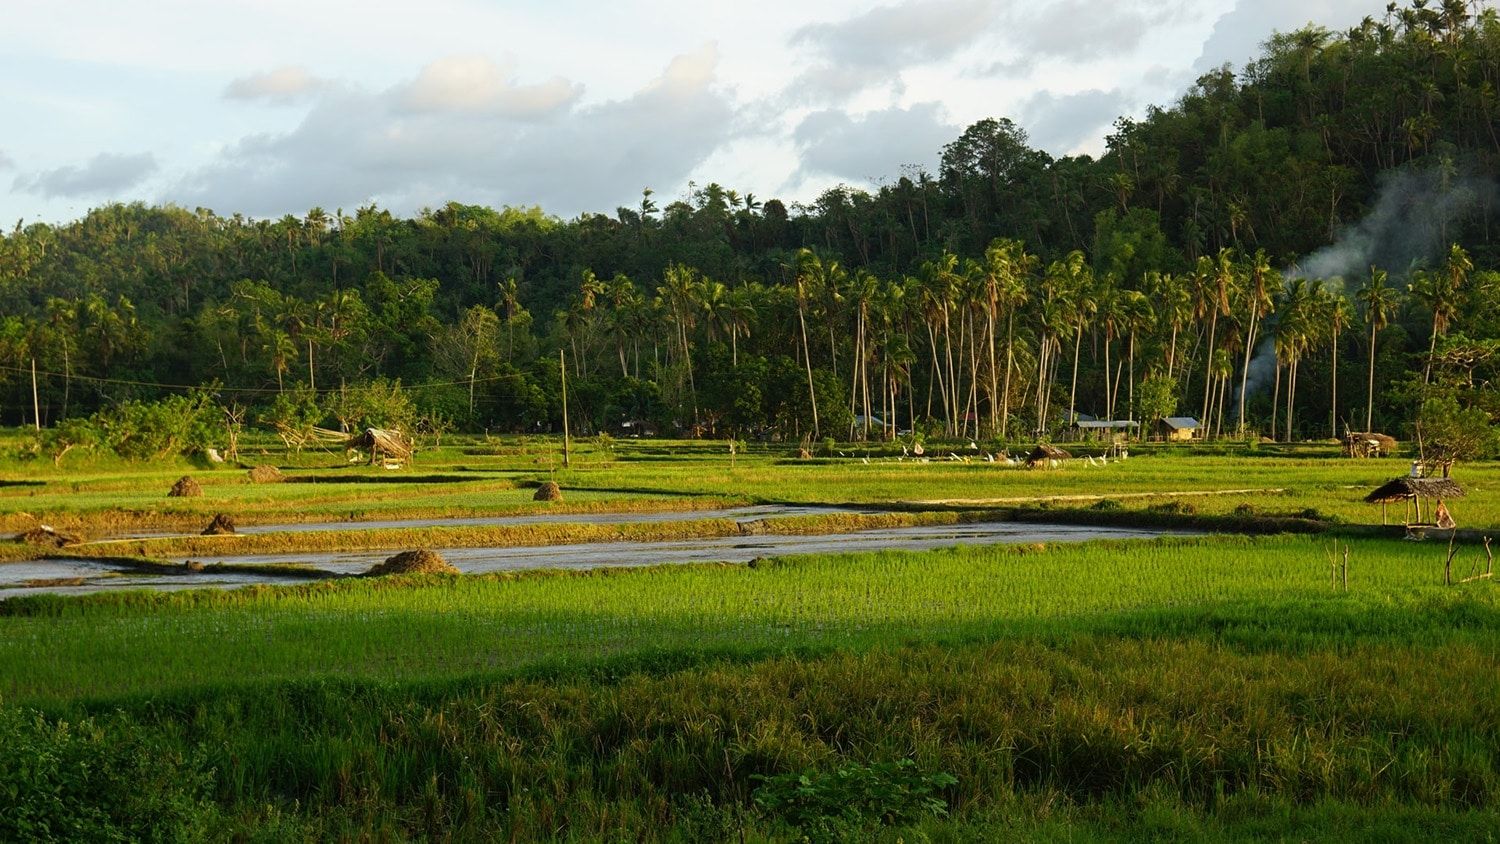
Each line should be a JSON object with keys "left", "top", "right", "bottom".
{"left": 0, "top": 0, "right": 1381, "bottom": 225}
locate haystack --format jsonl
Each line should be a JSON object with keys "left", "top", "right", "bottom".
{"left": 797, "top": 447, "right": 813, "bottom": 459}
{"left": 364, "top": 549, "right": 458, "bottom": 577}
{"left": 14, "top": 525, "right": 80, "bottom": 548}
{"left": 534, "top": 481, "right": 564, "bottom": 501}
{"left": 247, "top": 464, "right": 284, "bottom": 483}
{"left": 168, "top": 476, "right": 203, "bottom": 497}
{"left": 1025, "top": 444, "right": 1071, "bottom": 468}
{"left": 201, "top": 514, "right": 237, "bottom": 535}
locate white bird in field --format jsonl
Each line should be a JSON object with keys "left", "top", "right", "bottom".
{"left": 969, "top": 441, "right": 978, "bottom": 450}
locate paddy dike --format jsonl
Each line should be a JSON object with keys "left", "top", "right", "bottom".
{"left": 4, "top": 521, "right": 1179, "bottom": 597}
{"left": 100, "top": 504, "right": 885, "bottom": 539}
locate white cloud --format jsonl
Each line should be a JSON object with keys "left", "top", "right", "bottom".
{"left": 793, "top": 102, "right": 957, "bottom": 183}
{"left": 1020, "top": 88, "right": 1131, "bottom": 155}
{"left": 174, "top": 45, "right": 733, "bottom": 217}
{"left": 789, "top": 0, "right": 998, "bottom": 101}
{"left": 224, "top": 66, "right": 326, "bottom": 104}
{"left": 13, "top": 152, "right": 158, "bottom": 198}
{"left": 0, "top": 151, "right": 14, "bottom": 171}
{"left": 394, "top": 56, "right": 582, "bottom": 118}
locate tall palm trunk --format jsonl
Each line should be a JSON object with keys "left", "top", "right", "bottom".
{"left": 1285, "top": 356, "right": 1299, "bottom": 442}
{"left": 798, "top": 302, "right": 819, "bottom": 438}
{"left": 986, "top": 301, "right": 999, "bottom": 438}
{"left": 1067, "top": 323, "right": 1083, "bottom": 424}
{"left": 1330, "top": 330, "right": 1340, "bottom": 438}
{"left": 1366, "top": 322, "right": 1378, "bottom": 431}
{"left": 1001, "top": 312, "right": 1015, "bottom": 440}
{"left": 1237, "top": 313, "right": 1259, "bottom": 436}
{"left": 1200, "top": 311, "right": 1218, "bottom": 438}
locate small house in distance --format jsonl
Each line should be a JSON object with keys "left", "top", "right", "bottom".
{"left": 1063, "top": 418, "right": 1138, "bottom": 442}
{"left": 1155, "top": 417, "right": 1201, "bottom": 442}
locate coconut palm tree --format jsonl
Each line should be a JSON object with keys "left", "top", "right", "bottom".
{"left": 1236, "top": 249, "right": 1277, "bottom": 435}
{"left": 1356, "top": 266, "right": 1399, "bottom": 431}
{"left": 791, "top": 249, "right": 825, "bottom": 438}
{"left": 1200, "top": 249, "right": 1238, "bottom": 438}
{"left": 1276, "top": 278, "right": 1317, "bottom": 441}
{"left": 1321, "top": 285, "right": 1353, "bottom": 437}
{"left": 1412, "top": 244, "right": 1472, "bottom": 383}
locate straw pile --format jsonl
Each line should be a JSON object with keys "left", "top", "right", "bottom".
{"left": 201, "top": 514, "right": 238, "bottom": 535}
{"left": 534, "top": 481, "right": 564, "bottom": 501}
{"left": 168, "top": 476, "right": 203, "bottom": 497}
{"left": 248, "top": 465, "right": 284, "bottom": 483}
{"left": 14, "top": 525, "right": 80, "bottom": 548}
{"left": 364, "top": 549, "right": 458, "bottom": 576}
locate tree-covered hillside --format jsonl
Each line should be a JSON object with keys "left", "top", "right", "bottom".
{"left": 1, "top": 1, "right": 1497, "bottom": 449}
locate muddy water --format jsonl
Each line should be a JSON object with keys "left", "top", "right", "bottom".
{"left": 112, "top": 504, "right": 885, "bottom": 538}
{"left": 0, "top": 558, "right": 289, "bottom": 598}
{"left": 5, "top": 521, "right": 1176, "bottom": 597}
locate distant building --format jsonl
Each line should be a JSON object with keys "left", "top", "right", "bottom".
{"left": 1155, "top": 417, "right": 1201, "bottom": 442}
{"left": 1063, "top": 419, "right": 1138, "bottom": 442}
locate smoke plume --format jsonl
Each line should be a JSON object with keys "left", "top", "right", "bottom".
{"left": 1236, "top": 161, "right": 1497, "bottom": 412}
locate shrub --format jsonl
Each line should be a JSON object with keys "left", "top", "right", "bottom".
{"left": 753, "top": 759, "right": 955, "bottom": 842}
{"left": 0, "top": 708, "right": 214, "bottom": 841}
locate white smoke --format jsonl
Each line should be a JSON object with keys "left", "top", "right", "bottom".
{"left": 1290, "top": 163, "right": 1497, "bottom": 285}
{"left": 1235, "top": 161, "right": 1497, "bottom": 412}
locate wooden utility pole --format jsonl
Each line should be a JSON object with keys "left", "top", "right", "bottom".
{"left": 560, "top": 348, "right": 571, "bottom": 468}
{"left": 30, "top": 358, "right": 40, "bottom": 431}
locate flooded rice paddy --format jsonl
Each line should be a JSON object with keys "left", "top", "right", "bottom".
{"left": 3, "top": 518, "right": 1176, "bottom": 598}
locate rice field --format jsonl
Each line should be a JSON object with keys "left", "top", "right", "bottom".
{"left": 3, "top": 432, "right": 1498, "bottom": 839}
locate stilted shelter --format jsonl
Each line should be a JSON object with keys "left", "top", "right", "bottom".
{"left": 347, "top": 428, "right": 413, "bottom": 467}
{"left": 1364, "top": 476, "right": 1465, "bottom": 533}
{"left": 1343, "top": 431, "right": 1398, "bottom": 458}
{"left": 1025, "top": 443, "right": 1071, "bottom": 468}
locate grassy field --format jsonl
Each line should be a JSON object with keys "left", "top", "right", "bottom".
{"left": 2, "top": 431, "right": 1498, "bottom": 839}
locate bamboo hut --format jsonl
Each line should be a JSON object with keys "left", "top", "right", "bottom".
{"left": 347, "top": 428, "right": 413, "bottom": 467}
{"left": 1364, "top": 476, "right": 1465, "bottom": 533}
{"left": 1025, "top": 443, "right": 1071, "bottom": 468}
{"left": 1343, "top": 431, "right": 1398, "bottom": 458}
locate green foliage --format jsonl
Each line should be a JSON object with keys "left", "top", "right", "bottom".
{"left": 1418, "top": 395, "right": 1500, "bottom": 465}
{"left": 1136, "top": 373, "right": 1178, "bottom": 428}
{"left": 259, "top": 385, "right": 323, "bottom": 451}
{"left": 0, "top": 707, "right": 214, "bottom": 841}
{"left": 324, "top": 378, "right": 416, "bottom": 433}
{"left": 753, "top": 759, "right": 956, "bottom": 841}
{"left": 90, "top": 391, "right": 222, "bottom": 461}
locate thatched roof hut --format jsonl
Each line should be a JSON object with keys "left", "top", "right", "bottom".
{"left": 1365, "top": 476, "right": 1465, "bottom": 529}
{"left": 1344, "top": 431, "right": 1398, "bottom": 458}
{"left": 347, "top": 428, "right": 412, "bottom": 465}
{"left": 1364, "top": 476, "right": 1464, "bottom": 503}
{"left": 1025, "top": 444, "right": 1071, "bottom": 468}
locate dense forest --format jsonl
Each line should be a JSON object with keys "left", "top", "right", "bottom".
{"left": 2, "top": 1, "right": 1498, "bottom": 453}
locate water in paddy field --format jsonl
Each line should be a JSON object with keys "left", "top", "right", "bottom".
{"left": 2, "top": 520, "right": 1181, "bottom": 598}
{"left": 105, "top": 505, "right": 888, "bottom": 539}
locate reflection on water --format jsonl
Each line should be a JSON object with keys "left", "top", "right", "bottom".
{"left": 3, "top": 520, "right": 1177, "bottom": 598}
